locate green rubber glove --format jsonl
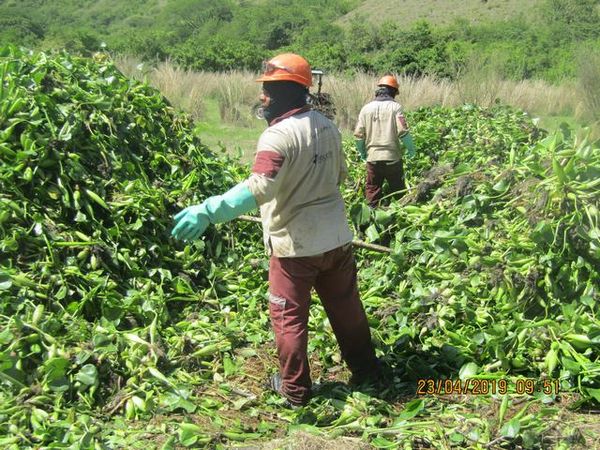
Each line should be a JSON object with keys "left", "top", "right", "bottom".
{"left": 171, "top": 204, "right": 210, "bottom": 241}
{"left": 400, "top": 133, "right": 416, "bottom": 158}
{"left": 355, "top": 139, "right": 367, "bottom": 162}
{"left": 171, "top": 182, "right": 257, "bottom": 241}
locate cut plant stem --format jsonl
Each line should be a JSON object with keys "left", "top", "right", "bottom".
{"left": 237, "top": 215, "right": 392, "bottom": 253}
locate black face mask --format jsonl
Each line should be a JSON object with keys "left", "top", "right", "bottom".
{"left": 262, "top": 81, "right": 308, "bottom": 125}
{"left": 375, "top": 86, "right": 398, "bottom": 99}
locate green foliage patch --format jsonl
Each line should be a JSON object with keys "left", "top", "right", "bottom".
{"left": 0, "top": 46, "right": 261, "bottom": 447}
{"left": 345, "top": 105, "right": 599, "bottom": 401}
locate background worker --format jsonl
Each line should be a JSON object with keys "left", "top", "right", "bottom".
{"left": 171, "top": 53, "right": 379, "bottom": 407}
{"left": 354, "top": 75, "right": 416, "bottom": 208}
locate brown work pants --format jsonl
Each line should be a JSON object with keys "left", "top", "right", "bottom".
{"left": 366, "top": 160, "right": 405, "bottom": 207}
{"left": 268, "top": 244, "right": 377, "bottom": 405}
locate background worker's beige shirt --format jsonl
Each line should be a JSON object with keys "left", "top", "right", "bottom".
{"left": 246, "top": 110, "right": 353, "bottom": 257}
{"left": 354, "top": 99, "right": 407, "bottom": 162}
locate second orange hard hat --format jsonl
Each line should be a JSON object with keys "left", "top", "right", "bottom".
{"left": 377, "top": 75, "right": 399, "bottom": 90}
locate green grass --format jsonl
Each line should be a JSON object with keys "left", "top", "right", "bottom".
{"left": 192, "top": 101, "right": 595, "bottom": 165}
{"left": 538, "top": 114, "right": 578, "bottom": 132}
{"left": 194, "top": 98, "right": 264, "bottom": 163}
{"left": 338, "top": 0, "right": 543, "bottom": 27}
{"left": 537, "top": 114, "right": 600, "bottom": 142}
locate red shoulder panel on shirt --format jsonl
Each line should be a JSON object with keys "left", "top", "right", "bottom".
{"left": 398, "top": 113, "right": 408, "bottom": 129}
{"left": 252, "top": 151, "right": 285, "bottom": 179}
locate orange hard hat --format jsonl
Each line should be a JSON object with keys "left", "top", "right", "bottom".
{"left": 256, "top": 53, "right": 312, "bottom": 87}
{"left": 377, "top": 75, "right": 399, "bottom": 89}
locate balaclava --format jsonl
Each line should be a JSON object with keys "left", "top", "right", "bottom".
{"left": 375, "top": 86, "right": 398, "bottom": 100}
{"left": 262, "top": 80, "right": 308, "bottom": 125}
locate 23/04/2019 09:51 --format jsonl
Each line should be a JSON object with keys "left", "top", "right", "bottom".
{"left": 416, "top": 378, "right": 561, "bottom": 395}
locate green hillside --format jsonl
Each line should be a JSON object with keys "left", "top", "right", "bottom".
{"left": 0, "top": 0, "right": 598, "bottom": 81}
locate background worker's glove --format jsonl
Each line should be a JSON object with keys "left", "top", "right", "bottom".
{"left": 400, "top": 133, "right": 416, "bottom": 158}
{"left": 171, "top": 182, "right": 257, "bottom": 241}
{"left": 355, "top": 139, "right": 367, "bottom": 162}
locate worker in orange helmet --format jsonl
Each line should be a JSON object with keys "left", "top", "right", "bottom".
{"left": 354, "top": 74, "right": 416, "bottom": 207}
{"left": 171, "top": 53, "right": 380, "bottom": 407}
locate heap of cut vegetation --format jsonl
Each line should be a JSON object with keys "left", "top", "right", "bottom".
{"left": 1, "top": 48, "right": 599, "bottom": 449}
{"left": 0, "top": 46, "right": 260, "bottom": 448}
{"left": 345, "top": 104, "right": 600, "bottom": 408}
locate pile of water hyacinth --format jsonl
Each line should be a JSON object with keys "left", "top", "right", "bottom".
{"left": 0, "top": 47, "right": 598, "bottom": 449}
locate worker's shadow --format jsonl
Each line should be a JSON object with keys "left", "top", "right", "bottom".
{"left": 310, "top": 342, "right": 466, "bottom": 407}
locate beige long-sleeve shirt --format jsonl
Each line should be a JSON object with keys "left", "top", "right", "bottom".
{"left": 354, "top": 98, "right": 409, "bottom": 162}
{"left": 245, "top": 108, "right": 353, "bottom": 257}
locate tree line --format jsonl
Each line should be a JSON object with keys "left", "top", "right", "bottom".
{"left": 0, "top": 0, "right": 598, "bottom": 82}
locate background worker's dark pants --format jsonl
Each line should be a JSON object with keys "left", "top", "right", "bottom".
{"left": 366, "top": 159, "right": 405, "bottom": 207}
{"left": 268, "top": 244, "right": 378, "bottom": 405}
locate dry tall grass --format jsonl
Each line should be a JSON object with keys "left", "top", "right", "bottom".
{"left": 115, "top": 56, "right": 260, "bottom": 125}
{"left": 114, "top": 56, "right": 589, "bottom": 134}
{"left": 329, "top": 73, "right": 582, "bottom": 131}
{"left": 114, "top": 55, "right": 221, "bottom": 121}
{"left": 213, "top": 70, "right": 262, "bottom": 127}
{"left": 327, "top": 73, "right": 459, "bottom": 130}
